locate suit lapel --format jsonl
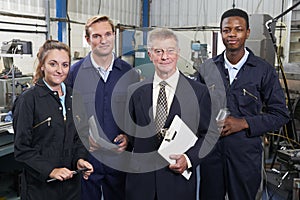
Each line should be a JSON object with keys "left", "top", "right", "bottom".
{"left": 138, "top": 78, "right": 155, "bottom": 127}
{"left": 165, "top": 75, "right": 183, "bottom": 127}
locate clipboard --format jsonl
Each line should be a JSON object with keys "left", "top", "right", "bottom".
{"left": 158, "top": 115, "right": 198, "bottom": 180}
{"left": 88, "top": 115, "right": 119, "bottom": 150}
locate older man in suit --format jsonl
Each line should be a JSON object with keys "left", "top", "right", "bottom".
{"left": 124, "top": 28, "right": 211, "bottom": 200}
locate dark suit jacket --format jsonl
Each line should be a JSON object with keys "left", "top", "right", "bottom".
{"left": 125, "top": 73, "right": 211, "bottom": 200}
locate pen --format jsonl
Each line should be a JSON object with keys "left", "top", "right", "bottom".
{"left": 47, "top": 168, "right": 89, "bottom": 183}
{"left": 114, "top": 139, "right": 123, "bottom": 145}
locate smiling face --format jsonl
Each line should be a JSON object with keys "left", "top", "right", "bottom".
{"left": 148, "top": 38, "right": 179, "bottom": 79}
{"left": 221, "top": 16, "right": 250, "bottom": 53}
{"left": 41, "top": 49, "right": 70, "bottom": 88}
{"left": 85, "top": 21, "right": 115, "bottom": 57}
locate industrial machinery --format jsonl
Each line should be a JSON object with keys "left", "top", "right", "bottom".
{"left": 1, "top": 39, "right": 32, "bottom": 55}
{"left": 134, "top": 45, "right": 155, "bottom": 80}
{"left": 0, "top": 76, "right": 31, "bottom": 109}
{"left": 0, "top": 39, "right": 32, "bottom": 109}
{"left": 191, "top": 40, "right": 208, "bottom": 69}
{"left": 0, "top": 114, "right": 13, "bottom": 157}
{"left": 246, "top": 14, "right": 275, "bottom": 66}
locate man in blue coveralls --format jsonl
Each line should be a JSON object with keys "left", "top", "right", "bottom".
{"left": 198, "top": 8, "right": 290, "bottom": 200}
{"left": 67, "top": 15, "right": 139, "bottom": 200}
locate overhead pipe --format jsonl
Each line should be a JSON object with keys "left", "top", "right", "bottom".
{"left": 0, "top": 10, "right": 84, "bottom": 25}
{"left": 0, "top": 29, "right": 47, "bottom": 34}
{"left": 0, "top": 20, "right": 46, "bottom": 27}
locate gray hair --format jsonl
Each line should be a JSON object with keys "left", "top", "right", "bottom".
{"left": 147, "top": 28, "right": 179, "bottom": 49}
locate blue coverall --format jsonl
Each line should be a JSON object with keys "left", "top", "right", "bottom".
{"left": 67, "top": 53, "right": 139, "bottom": 200}
{"left": 198, "top": 48, "right": 290, "bottom": 200}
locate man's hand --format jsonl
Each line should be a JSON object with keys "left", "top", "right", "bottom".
{"left": 89, "top": 133, "right": 128, "bottom": 153}
{"left": 168, "top": 154, "right": 188, "bottom": 174}
{"left": 219, "top": 116, "right": 249, "bottom": 137}
{"left": 113, "top": 134, "right": 128, "bottom": 152}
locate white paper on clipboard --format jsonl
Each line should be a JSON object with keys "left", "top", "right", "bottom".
{"left": 88, "top": 115, "right": 118, "bottom": 150}
{"left": 158, "top": 115, "right": 198, "bottom": 180}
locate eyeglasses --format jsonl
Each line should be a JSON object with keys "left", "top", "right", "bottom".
{"left": 152, "top": 48, "right": 178, "bottom": 56}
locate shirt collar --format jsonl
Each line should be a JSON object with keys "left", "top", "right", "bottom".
{"left": 215, "top": 47, "right": 257, "bottom": 67}
{"left": 90, "top": 52, "right": 115, "bottom": 72}
{"left": 224, "top": 48, "right": 249, "bottom": 71}
{"left": 42, "top": 78, "right": 66, "bottom": 98}
{"left": 153, "top": 68, "right": 180, "bottom": 89}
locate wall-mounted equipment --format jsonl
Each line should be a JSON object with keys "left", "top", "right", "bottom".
{"left": 1, "top": 39, "right": 32, "bottom": 55}
{"left": 134, "top": 45, "right": 155, "bottom": 80}
{"left": 191, "top": 41, "right": 208, "bottom": 69}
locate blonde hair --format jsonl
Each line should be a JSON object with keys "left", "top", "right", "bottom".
{"left": 33, "top": 40, "right": 70, "bottom": 84}
{"left": 85, "top": 15, "right": 115, "bottom": 38}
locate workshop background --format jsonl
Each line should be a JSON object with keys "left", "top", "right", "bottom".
{"left": 0, "top": 0, "right": 300, "bottom": 199}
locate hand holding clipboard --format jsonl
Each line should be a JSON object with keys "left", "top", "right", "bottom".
{"left": 158, "top": 115, "right": 198, "bottom": 180}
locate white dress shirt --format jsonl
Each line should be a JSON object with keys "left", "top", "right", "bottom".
{"left": 152, "top": 69, "right": 179, "bottom": 117}
{"left": 152, "top": 69, "right": 192, "bottom": 169}
{"left": 90, "top": 52, "right": 114, "bottom": 82}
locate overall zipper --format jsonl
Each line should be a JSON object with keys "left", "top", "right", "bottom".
{"left": 209, "top": 84, "right": 215, "bottom": 91}
{"left": 242, "top": 89, "right": 258, "bottom": 100}
{"left": 33, "top": 117, "right": 51, "bottom": 129}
